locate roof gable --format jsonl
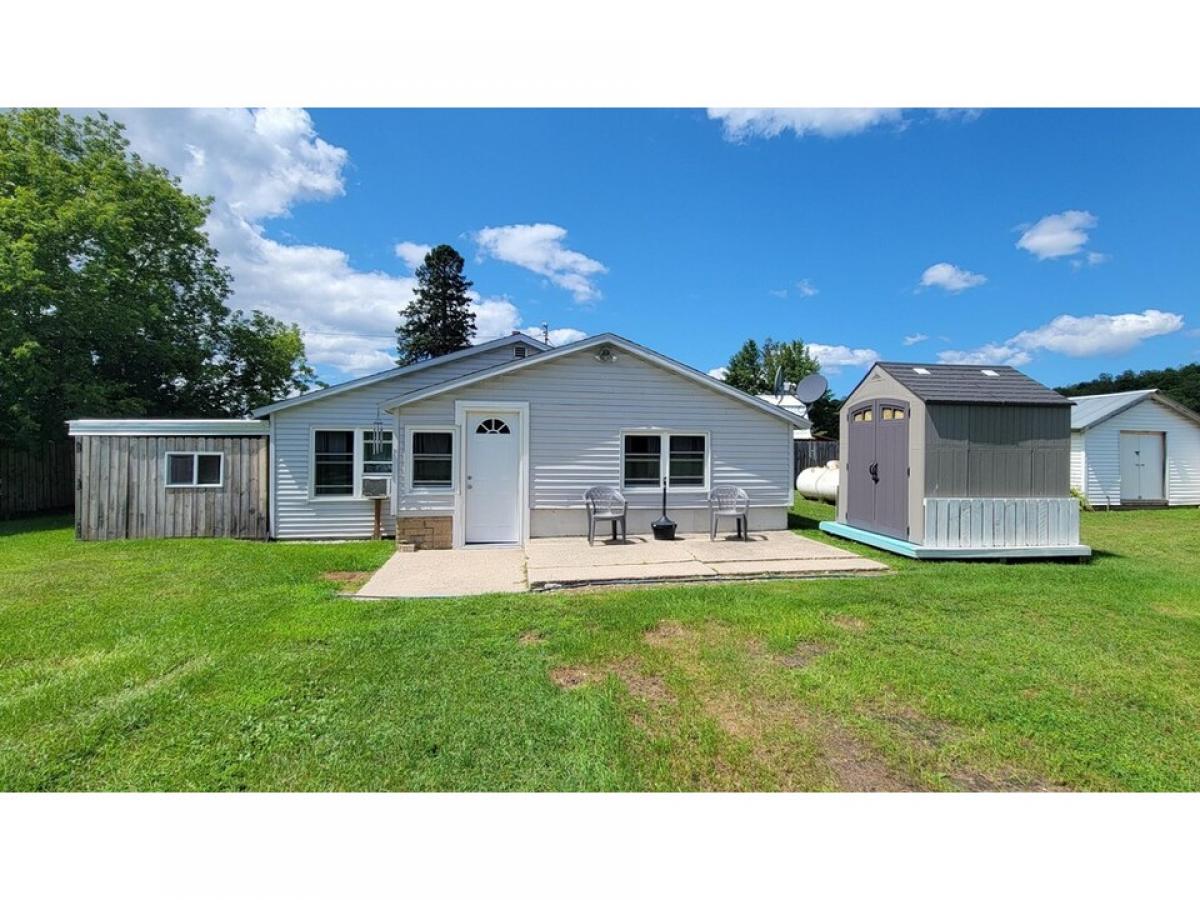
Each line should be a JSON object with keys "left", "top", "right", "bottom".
{"left": 252, "top": 333, "right": 546, "bottom": 417}
{"left": 1070, "top": 389, "right": 1200, "bottom": 430}
{"left": 380, "top": 333, "right": 809, "bottom": 427}
{"left": 866, "top": 362, "right": 1070, "bottom": 406}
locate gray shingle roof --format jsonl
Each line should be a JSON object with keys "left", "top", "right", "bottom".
{"left": 875, "top": 363, "right": 1071, "bottom": 406}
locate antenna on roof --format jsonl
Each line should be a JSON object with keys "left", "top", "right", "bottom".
{"left": 773, "top": 367, "right": 785, "bottom": 404}
{"left": 541, "top": 322, "right": 550, "bottom": 345}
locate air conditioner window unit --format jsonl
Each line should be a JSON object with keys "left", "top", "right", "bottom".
{"left": 361, "top": 476, "right": 391, "bottom": 498}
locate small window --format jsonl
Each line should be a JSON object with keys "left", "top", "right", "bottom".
{"left": 515, "top": 345, "right": 528, "bottom": 359}
{"left": 166, "top": 452, "right": 223, "bottom": 487}
{"left": 362, "top": 430, "right": 394, "bottom": 475}
{"left": 475, "top": 418, "right": 510, "bottom": 435}
{"left": 411, "top": 431, "right": 454, "bottom": 488}
{"left": 314, "top": 430, "right": 355, "bottom": 496}
{"left": 981, "top": 369, "right": 999, "bottom": 377}
{"left": 668, "top": 435, "right": 706, "bottom": 486}
{"left": 623, "top": 434, "right": 662, "bottom": 487}
{"left": 913, "top": 367, "right": 930, "bottom": 375}
{"left": 853, "top": 409, "right": 873, "bottom": 422}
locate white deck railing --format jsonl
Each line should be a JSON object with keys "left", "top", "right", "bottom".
{"left": 923, "top": 497, "right": 1081, "bottom": 549}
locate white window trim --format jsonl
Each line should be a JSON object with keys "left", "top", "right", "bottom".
{"left": 309, "top": 426, "right": 397, "bottom": 502}
{"left": 164, "top": 451, "right": 224, "bottom": 489}
{"left": 619, "top": 428, "right": 711, "bottom": 493}
{"left": 403, "top": 425, "right": 458, "bottom": 494}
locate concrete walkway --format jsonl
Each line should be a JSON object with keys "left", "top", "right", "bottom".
{"left": 355, "top": 531, "right": 887, "bottom": 599}
{"left": 525, "top": 531, "right": 887, "bottom": 589}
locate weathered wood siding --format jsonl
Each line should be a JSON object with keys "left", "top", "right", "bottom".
{"left": 75, "top": 435, "right": 268, "bottom": 540}
{"left": 925, "top": 404, "right": 1071, "bottom": 499}
{"left": 923, "top": 497, "right": 1081, "bottom": 549}
{"left": 0, "top": 441, "right": 74, "bottom": 518}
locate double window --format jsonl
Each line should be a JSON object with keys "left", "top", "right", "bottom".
{"left": 621, "top": 432, "right": 708, "bottom": 490}
{"left": 313, "top": 429, "right": 395, "bottom": 497}
{"left": 165, "top": 452, "right": 223, "bottom": 488}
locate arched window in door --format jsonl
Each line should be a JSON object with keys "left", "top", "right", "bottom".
{"left": 475, "top": 418, "right": 511, "bottom": 435}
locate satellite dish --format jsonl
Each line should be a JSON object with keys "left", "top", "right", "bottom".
{"left": 794, "top": 373, "right": 828, "bottom": 404}
{"left": 772, "top": 368, "right": 785, "bottom": 402}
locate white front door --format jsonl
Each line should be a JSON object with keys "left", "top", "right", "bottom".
{"left": 464, "top": 411, "right": 522, "bottom": 543}
{"left": 1120, "top": 431, "right": 1165, "bottom": 501}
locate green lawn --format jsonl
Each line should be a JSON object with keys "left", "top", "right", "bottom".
{"left": 1, "top": 501, "right": 1198, "bottom": 791}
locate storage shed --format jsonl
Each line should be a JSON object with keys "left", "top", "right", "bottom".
{"left": 820, "top": 362, "right": 1090, "bottom": 559}
{"left": 68, "top": 420, "right": 270, "bottom": 541}
{"left": 1069, "top": 389, "right": 1200, "bottom": 507}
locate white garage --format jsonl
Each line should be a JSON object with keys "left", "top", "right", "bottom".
{"left": 1070, "top": 389, "right": 1200, "bottom": 507}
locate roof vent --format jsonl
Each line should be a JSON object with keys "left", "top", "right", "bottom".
{"left": 514, "top": 345, "right": 527, "bottom": 359}
{"left": 981, "top": 369, "right": 999, "bottom": 377}
{"left": 912, "top": 367, "right": 931, "bottom": 375}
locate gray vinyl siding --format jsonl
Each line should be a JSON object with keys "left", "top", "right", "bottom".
{"left": 271, "top": 343, "right": 537, "bottom": 539}
{"left": 924, "top": 404, "right": 1071, "bottom": 498}
{"left": 396, "top": 350, "right": 794, "bottom": 517}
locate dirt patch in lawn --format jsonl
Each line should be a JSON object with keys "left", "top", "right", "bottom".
{"left": 321, "top": 571, "right": 372, "bottom": 590}
{"left": 518, "top": 631, "right": 547, "bottom": 646}
{"left": 549, "top": 666, "right": 597, "bottom": 689}
{"left": 830, "top": 614, "right": 868, "bottom": 632}
{"left": 776, "top": 641, "right": 830, "bottom": 669}
{"left": 643, "top": 619, "right": 687, "bottom": 646}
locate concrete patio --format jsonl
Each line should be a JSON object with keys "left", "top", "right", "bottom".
{"left": 355, "top": 531, "right": 888, "bottom": 599}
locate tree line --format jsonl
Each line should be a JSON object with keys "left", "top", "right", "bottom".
{"left": 721, "top": 338, "right": 841, "bottom": 436}
{"left": 1056, "top": 363, "right": 1200, "bottom": 413}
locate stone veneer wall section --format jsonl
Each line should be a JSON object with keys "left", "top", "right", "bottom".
{"left": 395, "top": 515, "right": 453, "bottom": 550}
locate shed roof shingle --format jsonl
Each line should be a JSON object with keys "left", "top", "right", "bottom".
{"left": 874, "top": 362, "right": 1071, "bottom": 406}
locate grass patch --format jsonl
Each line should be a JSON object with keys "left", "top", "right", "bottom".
{"left": 2, "top": 503, "right": 1198, "bottom": 791}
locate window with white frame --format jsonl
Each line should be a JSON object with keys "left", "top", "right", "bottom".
{"left": 410, "top": 430, "right": 454, "bottom": 489}
{"left": 312, "top": 429, "right": 398, "bottom": 497}
{"left": 622, "top": 432, "right": 708, "bottom": 489}
{"left": 165, "top": 452, "right": 223, "bottom": 488}
{"left": 314, "top": 430, "right": 355, "bottom": 495}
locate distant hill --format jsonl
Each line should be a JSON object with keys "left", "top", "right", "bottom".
{"left": 1056, "top": 362, "right": 1200, "bottom": 413}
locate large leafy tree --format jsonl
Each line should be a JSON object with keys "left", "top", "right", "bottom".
{"left": 396, "top": 244, "right": 477, "bottom": 364}
{"left": 0, "top": 108, "right": 317, "bottom": 447}
{"left": 722, "top": 336, "right": 842, "bottom": 436}
{"left": 1057, "top": 362, "right": 1200, "bottom": 413}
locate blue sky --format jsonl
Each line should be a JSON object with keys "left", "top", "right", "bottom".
{"left": 109, "top": 108, "right": 1198, "bottom": 394}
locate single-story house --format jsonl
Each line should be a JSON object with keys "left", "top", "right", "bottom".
{"left": 1069, "top": 389, "right": 1200, "bottom": 507}
{"left": 69, "top": 333, "right": 806, "bottom": 544}
{"left": 819, "top": 361, "right": 1090, "bottom": 559}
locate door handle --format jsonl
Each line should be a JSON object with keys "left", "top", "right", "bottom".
{"left": 869, "top": 462, "right": 879, "bottom": 483}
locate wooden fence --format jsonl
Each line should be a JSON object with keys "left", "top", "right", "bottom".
{"left": 0, "top": 441, "right": 75, "bottom": 518}
{"left": 794, "top": 439, "right": 839, "bottom": 472}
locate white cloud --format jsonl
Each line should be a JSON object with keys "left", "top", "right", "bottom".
{"left": 808, "top": 343, "right": 880, "bottom": 373}
{"left": 939, "top": 308, "right": 1184, "bottom": 367}
{"left": 768, "top": 288, "right": 788, "bottom": 299}
{"left": 1012, "top": 309, "right": 1183, "bottom": 357}
{"left": 707, "top": 108, "right": 904, "bottom": 141}
{"left": 468, "top": 297, "right": 588, "bottom": 349}
{"left": 474, "top": 223, "right": 607, "bottom": 303}
{"left": 1016, "top": 210, "right": 1099, "bottom": 260}
{"left": 937, "top": 344, "right": 1033, "bottom": 367}
{"left": 919, "top": 262, "right": 987, "bottom": 293}
{"left": 795, "top": 279, "right": 819, "bottom": 297}
{"left": 903, "top": 333, "right": 929, "bottom": 346}
{"left": 394, "top": 241, "right": 432, "bottom": 270}
{"left": 1071, "top": 251, "right": 1109, "bottom": 270}
{"left": 707, "top": 366, "right": 729, "bottom": 381}
{"left": 102, "top": 108, "right": 581, "bottom": 377}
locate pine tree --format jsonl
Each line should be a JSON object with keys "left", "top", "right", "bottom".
{"left": 724, "top": 339, "right": 765, "bottom": 393}
{"left": 396, "top": 244, "right": 477, "bottom": 364}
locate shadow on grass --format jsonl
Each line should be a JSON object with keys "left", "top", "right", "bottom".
{"left": 0, "top": 512, "right": 73, "bottom": 537}
{"left": 788, "top": 508, "right": 834, "bottom": 533}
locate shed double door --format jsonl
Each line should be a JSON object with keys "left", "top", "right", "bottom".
{"left": 846, "top": 399, "right": 909, "bottom": 539}
{"left": 1119, "top": 431, "right": 1165, "bottom": 502}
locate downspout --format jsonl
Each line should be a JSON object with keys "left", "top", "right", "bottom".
{"left": 268, "top": 413, "right": 277, "bottom": 540}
